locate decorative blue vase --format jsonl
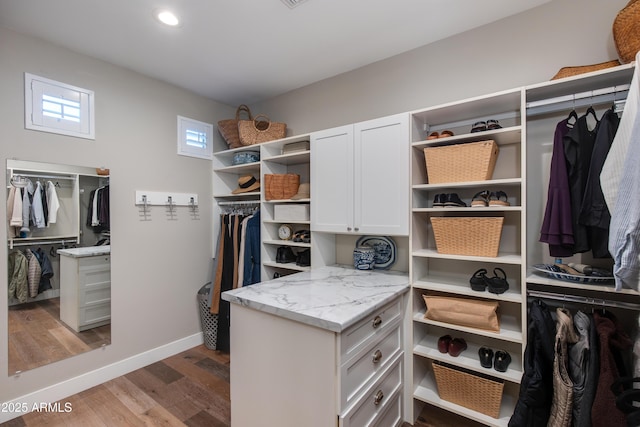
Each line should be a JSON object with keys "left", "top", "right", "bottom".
{"left": 353, "top": 245, "right": 375, "bottom": 270}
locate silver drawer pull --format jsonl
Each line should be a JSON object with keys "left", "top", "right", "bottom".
{"left": 372, "top": 315, "right": 382, "bottom": 328}
{"left": 372, "top": 349, "right": 382, "bottom": 363}
{"left": 374, "top": 390, "right": 384, "bottom": 406}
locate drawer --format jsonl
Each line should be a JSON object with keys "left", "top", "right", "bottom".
{"left": 371, "top": 389, "right": 402, "bottom": 427}
{"left": 341, "top": 323, "right": 402, "bottom": 409}
{"left": 79, "top": 255, "right": 110, "bottom": 269}
{"left": 340, "top": 355, "right": 402, "bottom": 427}
{"left": 79, "top": 301, "right": 110, "bottom": 329}
{"left": 341, "top": 297, "right": 402, "bottom": 361}
{"left": 79, "top": 281, "right": 111, "bottom": 306}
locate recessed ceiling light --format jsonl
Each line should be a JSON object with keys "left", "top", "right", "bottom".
{"left": 155, "top": 9, "right": 180, "bottom": 26}
{"left": 281, "top": 0, "right": 309, "bottom": 9}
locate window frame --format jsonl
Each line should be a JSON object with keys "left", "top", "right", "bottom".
{"left": 177, "top": 115, "right": 213, "bottom": 160}
{"left": 24, "top": 73, "right": 95, "bottom": 140}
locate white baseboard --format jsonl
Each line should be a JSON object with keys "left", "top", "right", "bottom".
{"left": 0, "top": 332, "right": 204, "bottom": 423}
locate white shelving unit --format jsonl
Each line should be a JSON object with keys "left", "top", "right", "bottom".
{"left": 259, "top": 135, "right": 312, "bottom": 280}
{"left": 408, "top": 88, "right": 526, "bottom": 426}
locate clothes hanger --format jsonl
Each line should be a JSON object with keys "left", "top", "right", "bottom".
{"left": 567, "top": 109, "right": 578, "bottom": 127}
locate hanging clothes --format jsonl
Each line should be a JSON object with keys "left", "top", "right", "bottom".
{"left": 46, "top": 181, "right": 60, "bottom": 224}
{"left": 509, "top": 300, "right": 557, "bottom": 427}
{"left": 7, "top": 186, "right": 23, "bottom": 238}
{"left": 578, "top": 107, "right": 619, "bottom": 258}
{"left": 8, "top": 250, "right": 28, "bottom": 303}
{"left": 24, "top": 248, "right": 42, "bottom": 298}
{"left": 548, "top": 308, "right": 579, "bottom": 427}
{"left": 591, "top": 311, "right": 632, "bottom": 426}
{"left": 568, "top": 311, "right": 599, "bottom": 427}
{"left": 20, "top": 179, "right": 34, "bottom": 234}
{"left": 32, "top": 181, "right": 46, "bottom": 228}
{"left": 563, "top": 108, "right": 599, "bottom": 254}
{"left": 242, "top": 210, "right": 261, "bottom": 287}
{"left": 34, "top": 247, "right": 54, "bottom": 293}
{"left": 87, "top": 185, "right": 110, "bottom": 231}
{"left": 540, "top": 113, "right": 576, "bottom": 257}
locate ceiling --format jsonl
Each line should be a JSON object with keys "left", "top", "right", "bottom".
{"left": 0, "top": 0, "right": 552, "bottom": 106}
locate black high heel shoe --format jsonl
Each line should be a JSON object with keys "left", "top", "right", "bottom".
{"left": 470, "top": 268, "right": 488, "bottom": 292}
{"left": 487, "top": 268, "right": 509, "bottom": 294}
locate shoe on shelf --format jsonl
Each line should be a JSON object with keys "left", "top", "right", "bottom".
{"left": 494, "top": 350, "right": 511, "bottom": 372}
{"left": 433, "top": 193, "right": 446, "bottom": 207}
{"left": 471, "top": 121, "right": 487, "bottom": 133}
{"left": 471, "top": 190, "right": 490, "bottom": 207}
{"left": 478, "top": 347, "right": 494, "bottom": 368}
{"left": 487, "top": 268, "right": 509, "bottom": 294}
{"left": 439, "top": 130, "right": 454, "bottom": 138}
{"left": 292, "top": 229, "right": 309, "bottom": 242}
{"left": 437, "top": 335, "right": 452, "bottom": 353}
{"left": 487, "top": 119, "right": 502, "bottom": 130}
{"left": 448, "top": 338, "right": 467, "bottom": 357}
{"left": 276, "top": 246, "right": 296, "bottom": 264}
{"left": 427, "top": 131, "right": 440, "bottom": 140}
{"left": 488, "top": 191, "right": 511, "bottom": 207}
{"left": 295, "top": 249, "right": 311, "bottom": 267}
{"left": 444, "top": 193, "right": 466, "bottom": 207}
{"left": 470, "top": 268, "right": 488, "bottom": 291}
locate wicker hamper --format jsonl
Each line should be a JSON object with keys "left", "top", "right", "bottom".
{"left": 424, "top": 140, "right": 499, "bottom": 184}
{"left": 432, "top": 361, "right": 504, "bottom": 418}
{"left": 430, "top": 217, "right": 504, "bottom": 257}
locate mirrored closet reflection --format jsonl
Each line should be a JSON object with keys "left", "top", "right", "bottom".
{"left": 7, "top": 159, "right": 111, "bottom": 374}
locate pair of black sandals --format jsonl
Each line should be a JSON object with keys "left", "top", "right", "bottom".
{"left": 469, "top": 267, "right": 509, "bottom": 294}
{"left": 292, "top": 230, "right": 310, "bottom": 243}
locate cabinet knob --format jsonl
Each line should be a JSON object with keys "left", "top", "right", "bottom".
{"left": 374, "top": 390, "right": 384, "bottom": 406}
{"left": 354, "top": 227, "right": 359, "bottom": 231}
{"left": 372, "top": 315, "right": 382, "bottom": 328}
{"left": 372, "top": 349, "right": 382, "bottom": 363}
{"left": 347, "top": 227, "right": 352, "bottom": 231}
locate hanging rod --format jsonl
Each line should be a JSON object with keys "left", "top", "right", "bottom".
{"left": 528, "top": 289, "right": 640, "bottom": 311}
{"left": 217, "top": 200, "right": 260, "bottom": 206}
{"left": 526, "top": 84, "right": 630, "bottom": 117}
{"left": 8, "top": 237, "right": 79, "bottom": 249}
{"left": 13, "top": 173, "right": 76, "bottom": 180}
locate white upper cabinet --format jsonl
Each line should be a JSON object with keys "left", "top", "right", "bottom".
{"left": 311, "top": 113, "right": 409, "bottom": 236}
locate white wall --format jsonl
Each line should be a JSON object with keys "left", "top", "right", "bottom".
{"left": 252, "top": 0, "right": 629, "bottom": 134}
{"left": 0, "top": 26, "right": 234, "bottom": 407}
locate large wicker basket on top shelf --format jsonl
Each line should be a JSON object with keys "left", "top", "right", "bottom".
{"left": 424, "top": 140, "right": 499, "bottom": 184}
{"left": 432, "top": 361, "right": 504, "bottom": 418}
{"left": 430, "top": 216, "right": 504, "bottom": 257}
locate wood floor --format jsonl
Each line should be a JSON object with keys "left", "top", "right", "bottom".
{"left": 8, "top": 298, "right": 111, "bottom": 374}
{"left": 2, "top": 344, "right": 483, "bottom": 427}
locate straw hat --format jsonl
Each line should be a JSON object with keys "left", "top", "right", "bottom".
{"left": 231, "top": 174, "right": 261, "bottom": 194}
{"left": 290, "top": 183, "right": 310, "bottom": 200}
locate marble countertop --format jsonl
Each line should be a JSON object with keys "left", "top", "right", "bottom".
{"left": 221, "top": 265, "right": 409, "bottom": 332}
{"left": 57, "top": 245, "right": 110, "bottom": 258}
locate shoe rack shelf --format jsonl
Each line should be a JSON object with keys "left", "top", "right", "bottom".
{"left": 408, "top": 88, "right": 526, "bottom": 426}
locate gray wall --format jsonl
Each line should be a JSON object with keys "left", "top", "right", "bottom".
{"left": 0, "top": 26, "right": 234, "bottom": 402}
{"left": 252, "top": 0, "right": 629, "bottom": 135}
{"left": 0, "top": 0, "right": 630, "bottom": 407}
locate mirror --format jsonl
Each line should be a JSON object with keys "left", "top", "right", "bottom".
{"left": 7, "top": 159, "right": 110, "bottom": 374}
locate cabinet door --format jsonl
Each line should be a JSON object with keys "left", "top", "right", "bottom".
{"left": 311, "top": 125, "right": 354, "bottom": 233}
{"left": 354, "top": 114, "right": 409, "bottom": 235}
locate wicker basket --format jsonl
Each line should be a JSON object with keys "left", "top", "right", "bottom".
{"left": 614, "top": 0, "right": 640, "bottom": 64}
{"left": 551, "top": 60, "right": 622, "bottom": 80}
{"left": 430, "top": 216, "right": 504, "bottom": 257}
{"left": 424, "top": 140, "right": 499, "bottom": 184}
{"left": 432, "top": 361, "right": 504, "bottom": 418}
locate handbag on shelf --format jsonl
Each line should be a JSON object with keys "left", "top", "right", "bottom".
{"left": 238, "top": 114, "right": 287, "bottom": 146}
{"left": 264, "top": 174, "right": 300, "bottom": 201}
{"left": 217, "top": 104, "right": 252, "bottom": 149}
{"left": 422, "top": 295, "right": 500, "bottom": 332}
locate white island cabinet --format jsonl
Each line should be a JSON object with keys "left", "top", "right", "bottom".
{"left": 221, "top": 266, "right": 409, "bottom": 427}
{"left": 58, "top": 246, "right": 111, "bottom": 332}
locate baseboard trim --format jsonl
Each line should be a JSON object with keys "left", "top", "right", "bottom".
{"left": 0, "top": 332, "right": 204, "bottom": 423}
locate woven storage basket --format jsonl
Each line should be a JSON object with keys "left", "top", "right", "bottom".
{"left": 424, "top": 140, "right": 499, "bottom": 184}
{"left": 430, "top": 216, "right": 504, "bottom": 257}
{"left": 264, "top": 173, "right": 300, "bottom": 201}
{"left": 432, "top": 361, "right": 504, "bottom": 418}
{"left": 238, "top": 114, "right": 287, "bottom": 146}
{"left": 551, "top": 60, "right": 622, "bottom": 80}
{"left": 614, "top": 0, "right": 640, "bottom": 64}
